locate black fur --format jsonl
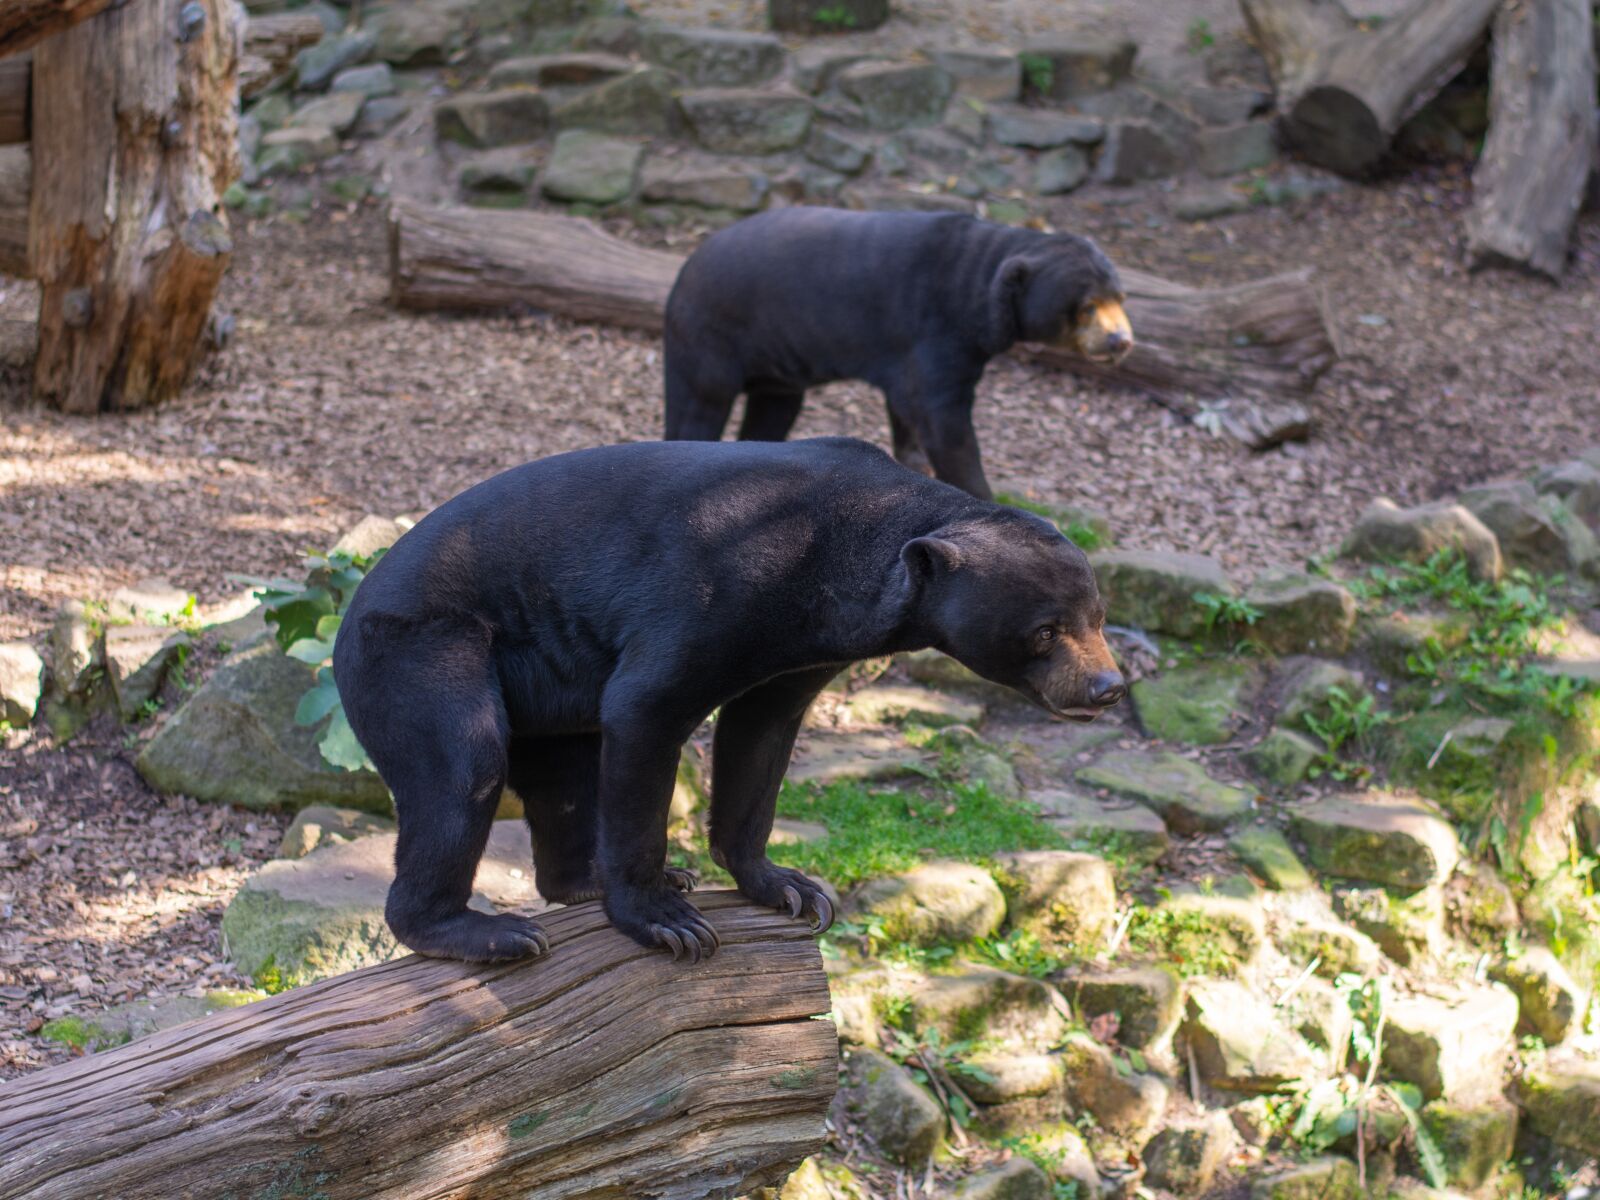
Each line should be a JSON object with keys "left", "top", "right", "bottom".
{"left": 662, "top": 207, "right": 1123, "bottom": 500}
{"left": 334, "top": 438, "right": 1123, "bottom": 964}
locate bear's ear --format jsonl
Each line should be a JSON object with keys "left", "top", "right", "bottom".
{"left": 901, "top": 536, "right": 963, "bottom": 581}
{"left": 984, "top": 256, "right": 1032, "bottom": 352}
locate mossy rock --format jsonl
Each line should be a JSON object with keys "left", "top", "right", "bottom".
{"left": 1290, "top": 795, "right": 1459, "bottom": 890}
{"left": 990, "top": 849, "right": 1115, "bottom": 949}
{"left": 1131, "top": 659, "right": 1262, "bottom": 745}
{"left": 846, "top": 861, "right": 1005, "bottom": 946}
{"left": 1229, "top": 825, "right": 1312, "bottom": 890}
{"left": 1245, "top": 727, "right": 1321, "bottom": 787}
{"left": 1357, "top": 610, "right": 1469, "bottom": 676}
{"left": 1249, "top": 1157, "right": 1360, "bottom": 1200}
{"left": 1332, "top": 884, "right": 1444, "bottom": 966}
{"left": 1077, "top": 749, "right": 1253, "bottom": 835}
{"left": 1272, "top": 658, "right": 1366, "bottom": 731}
{"left": 1128, "top": 889, "right": 1263, "bottom": 977}
{"left": 1182, "top": 979, "right": 1324, "bottom": 1094}
{"left": 1419, "top": 1098, "right": 1518, "bottom": 1190}
{"left": 1277, "top": 920, "right": 1380, "bottom": 977}
{"left": 1243, "top": 567, "right": 1357, "bottom": 656}
{"left": 841, "top": 1047, "right": 943, "bottom": 1166}
{"left": 1055, "top": 964, "right": 1182, "bottom": 1048}
{"left": 1515, "top": 1064, "right": 1600, "bottom": 1156}
{"left": 42, "top": 989, "right": 267, "bottom": 1053}
{"left": 1089, "top": 549, "right": 1236, "bottom": 639}
{"left": 898, "top": 964, "right": 1071, "bottom": 1048}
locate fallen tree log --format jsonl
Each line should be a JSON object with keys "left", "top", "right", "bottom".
{"left": 389, "top": 202, "right": 1339, "bottom": 441}
{"left": 0, "top": 0, "right": 118, "bottom": 59}
{"left": 0, "top": 54, "right": 26, "bottom": 145}
{"left": 1465, "top": 0, "right": 1597, "bottom": 280}
{"left": 0, "top": 142, "right": 26, "bottom": 276}
{"left": 240, "top": 10, "right": 325, "bottom": 99}
{"left": 0, "top": 892, "right": 836, "bottom": 1200}
{"left": 1244, "top": 0, "right": 1500, "bottom": 175}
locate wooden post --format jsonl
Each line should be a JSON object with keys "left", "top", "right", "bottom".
{"left": 30, "top": 0, "right": 238, "bottom": 413}
{"left": 0, "top": 893, "right": 837, "bottom": 1200}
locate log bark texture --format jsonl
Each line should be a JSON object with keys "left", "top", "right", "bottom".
{"left": 389, "top": 202, "right": 1340, "bottom": 433}
{"left": 0, "top": 893, "right": 837, "bottom": 1200}
{"left": 30, "top": 0, "right": 239, "bottom": 412}
{"left": 0, "top": 53, "right": 27, "bottom": 144}
{"left": 239, "top": 10, "right": 324, "bottom": 98}
{"left": 1246, "top": 0, "right": 1500, "bottom": 174}
{"left": 0, "top": 141, "right": 27, "bottom": 276}
{"left": 0, "top": 0, "right": 117, "bottom": 58}
{"left": 1466, "top": 0, "right": 1598, "bottom": 280}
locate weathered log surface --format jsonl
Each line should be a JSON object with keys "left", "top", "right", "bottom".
{"left": 1239, "top": 0, "right": 1355, "bottom": 100}
{"left": 240, "top": 10, "right": 324, "bottom": 98}
{"left": 0, "top": 54, "right": 27, "bottom": 145}
{"left": 0, "top": 142, "right": 26, "bottom": 276}
{"left": 0, "top": 0, "right": 117, "bottom": 58}
{"left": 389, "top": 202, "right": 1339, "bottom": 429}
{"left": 1466, "top": 0, "right": 1598, "bottom": 280}
{"left": 0, "top": 892, "right": 837, "bottom": 1200}
{"left": 31, "top": 0, "right": 238, "bottom": 412}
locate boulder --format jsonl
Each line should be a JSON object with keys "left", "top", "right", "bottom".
{"left": 1290, "top": 795, "right": 1459, "bottom": 889}
{"left": 222, "top": 820, "right": 541, "bottom": 988}
{"left": 1196, "top": 120, "right": 1275, "bottom": 177}
{"left": 841, "top": 1046, "right": 943, "bottom": 1165}
{"left": 1459, "top": 479, "right": 1598, "bottom": 577}
{"left": 986, "top": 106, "right": 1104, "bottom": 149}
{"left": 1183, "top": 980, "right": 1324, "bottom": 1093}
{"left": 1515, "top": 1062, "right": 1600, "bottom": 1156}
{"left": 1019, "top": 36, "right": 1136, "bottom": 100}
{"left": 1000, "top": 1125, "right": 1099, "bottom": 1197}
{"left": 539, "top": 130, "right": 642, "bottom": 204}
{"left": 805, "top": 126, "right": 871, "bottom": 174}
{"left": 553, "top": 67, "right": 681, "bottom": 136}
{"left": 767, "top": 0, "right": 889, "bottom": 35}
{"left": 1030, "top": 789, "right": 1170, "bottom": 864}
{"left": 1057, "top": 1032, "right": 1170, "bottom": 1140}
{"left": 1077, "top": 749, "right": 1253, "bottom": 834}
{"left": 1242, "top": 568, "right": 1358, "bottom": 655}
{"left": 1277, "top": 920, "right": 1381, "bottom": 977}
{"left": 333, "top": 517, "right": 409, "bottom": 560}
{"left": 788, "top": 729, "right": 929, "bottom": 784}
{"left": 1229, "top": 825, "right": 1313, "bottom": 890}
{"left": 289, "top": 91, "right": 365, "bottom": 138}
{"left": 899, "top": 648, "right": 1018, "bottom": 706}
{"left": 294, "top": 31, "right": 377, "bottom": 92}
{"left": 490, "top": 52, "right": 633, "bottom": 89}
{"left": 791, "top": 45, "right": 882, "bottom": 93}
{"left": 960, "top": 748, "right": 1023, "bottom": 801}
{"left": 1174, "top": 183, "right": 1251, "bottom": 221}
{"left": 1419, "top": 1098, "right": 1518, "bottom": 1190}
{"left": 278, "top": 804, "right": 396, "bottom": 859}
{"left": 1244, "top": 728, "right": 1322, "bottom": 787}
{"left": 352, "top": 96, "right": 411, "bottom": 139}
{"left": 460, "top": 150, "right": 538, "bottom": 198}
{"left": 1359, "top": 611, "right": 1468, "bottom": 676}
{"left": 1056, "top": 965, "right": 1182, "bottom": 1048}
{"left": 1340, "top": 499, "right": 1503, "bottom": 583}
{"left": 1095, "top": 118, "right": 1183, "bottom": 183}
{"left": 837, "top": 62, "right": 953, "bottom": 130}
{"left": 902, "top": 965, "right": 1072, "bottom": 1048}
{"left": 1272, "top": 659, "right": 1366, "bottom": 731}
{"left": 1130, "top": 660, "right": 1260, "bottom": 746}
{"left": 1034, "top": 146, "right": 1090, "bottom": 195}
{"left": 1143, "top": 1111, "right": 1237, "bottom": 1194}
{"left": 1489, "top": 947, "right": 1586, "bottom": 1044}
{"left": 640, "top": 25, "right": 783, "bottom": 86}
{"left": 958, "top": 1051, "right": 1065, "bottom": 1104}
{"left": 331, "top": 62, "right": 396, "bottom": 96}
{"left": 371, "top": 3, "right": 464, "bottom": 67}
{"left": 257, "top": 126, "right": 338, "bottom": 175}
{"left": 639, "top": 153, "right": 769, "bottom": 211}
{"left": 843, "top": 684, "right": 983, "bottom": 729}
{"left": 1250, "top": 1158, "right": 1360, "bottom": 1200}
{"left": 921, "top": 47, "right": 1020, "bottom": 103}
{"left": 990, "top": 850, "right": 1115, "bottom": 949}
{"left": 1382, "top": 986, "right": 1518, "bottom": 1103}
{"left": 435, "top": 89, "right": 550, "bottom": 147}
{"left": 0, "top": 641, "right": 44, "bottom": 726}
{"left": 847, "top": 861, "right": 1005, "bottom": 946}
{"left": 104, "top": 624, "right": 188, "bottom": 722}
{"left": 137, "top": 636, "right": 390, "bottom": 812}
{"left": 1333, "top": 884, "right": 1445, "bottom": 966}
{"left": 1089, "top": 549, "right": 1235, "bottom": 638}
{"left": 945, "top": 1159, "right": 1051, "bottom": 1200}
{"left": 1140, "top": 890, "right": 1265, "bottom": 974}
{"left": 1534, "top": 458, "right": 1600, "bottom": 533}
{"left": 679, "top": 88, "right": 812, "bottom": 154}
{"left": 107, "top": 578, "right": 191, "bottom": 622}
{"left": 569, "top": 14, "right": 644, "bottom": 55}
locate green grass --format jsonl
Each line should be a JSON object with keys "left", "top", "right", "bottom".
{"left": 994, "top": 491, "right": 1108, "bottom": 551}
{"left": 771, "top": 778, "right": 1066, "bottom": 888}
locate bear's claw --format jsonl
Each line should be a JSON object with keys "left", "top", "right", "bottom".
{"left": 664, "top": 866, "right": 700, "bottom": 892}
{"left": 647, "top": 916, "right": 719, "bottom": 963}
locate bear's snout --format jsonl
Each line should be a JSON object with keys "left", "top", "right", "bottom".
{"left": 1088, "top": 669, "right": 1126, "bottom": 709}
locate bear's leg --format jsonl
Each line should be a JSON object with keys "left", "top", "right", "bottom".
{"left": 737, "top": 382, "right": 805, "bottom": 442}
{"left": 887, "top": 405, "right": 933, "bottom": 477}
{"left": 509, "top": 734, "right": 698, "bottom": 905}
{"left": 906, "top": 391, "right": 992, "bottom": 500}
{"left": 663, "top": 350, "right": 739, "bottom": 441}
{"left": 708, "top": 666, "right": 840, "bottom": 932}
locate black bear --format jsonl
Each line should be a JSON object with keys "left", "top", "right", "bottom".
{"left": 334, "top": 438, "right": 1125, "bottom": 963}
{"left": 661, "top": 207, "right": 1133, "bottom": 501}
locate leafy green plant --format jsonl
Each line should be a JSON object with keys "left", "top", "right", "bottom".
{"left": 1195, "top": 591, "right": 1263, "bottom": 634}
{"left": 997, "top": 1134, "right": 1081, "bottom": 1198}
{"left": 885, "top": 1024, "right": 993, "bottom": 1133}
{"left": 253, "top": 548, "right": 383, "bottom": 771}
{"left": 1124, "top": 898, "right": 1240, "bottom": 977}
{"left": 1019, "top": 53, "right": 1054, "bottom": 95}
{"left": 1304, "top": 685, "right": 1391, "bottom": 780}
{"left": 968, "top": 928, "right": 1067, "bottom": 978}
{"left": 1186, "top": 18, "right": 1215, "bottom": 52}
{"left": 809, "top": 3, "right": 857, "bottom": 27}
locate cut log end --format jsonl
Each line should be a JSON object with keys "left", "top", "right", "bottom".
{"left": 1285, "top": 85, "right": 1384, "bottom": 175}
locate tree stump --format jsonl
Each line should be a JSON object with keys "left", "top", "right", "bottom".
{"left": 0, "top": 893, "right": 837, "bottom": 1200}
{"left": 30, "top": 0, "right": 238, "bottom": 413}
{"left": 1466, "top": 0, "right": 1598, "bottom": 280}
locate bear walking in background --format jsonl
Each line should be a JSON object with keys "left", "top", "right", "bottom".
{"left": 661, "top": 208, "right": 1133, "bottom": 501}
{"left": 334, "top": 438, "right": 1124, "bottom": 964}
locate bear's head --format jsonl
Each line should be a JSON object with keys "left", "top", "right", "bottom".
{"left": 990, "top": 234, "right": 1133, "bottom": 364}
{"left": 902, "top": 511, "right": 1125, "bottom": 721}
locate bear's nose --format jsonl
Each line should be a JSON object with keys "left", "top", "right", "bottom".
{"left": 1104, "top": 330, "right": 1132, "bottom": 356}
{"left": 1089, "top": 671, "right": 1126, "bottom": 708}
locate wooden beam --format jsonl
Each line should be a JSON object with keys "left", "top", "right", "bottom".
{"left": 0, "top": 893, "right": 836, "bottom": 1200}
{"left": 0, "top": 0, "right": 118, "bottom": 60}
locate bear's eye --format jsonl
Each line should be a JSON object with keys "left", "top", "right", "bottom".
{"left": 1035, "top": 626, "right": 1058, "bottom": 651}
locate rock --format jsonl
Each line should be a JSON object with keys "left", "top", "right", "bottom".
{"left": 1244, "top": 728, "right": 1322, "bottom": 787}
{"left": 247, "top": 92, "right": 292, "bottom": 133}
{"left": 1284, "top": 978, "right": 1353, "bottom": 1058}
{"left": 278, "top": 804, "right": 396, "bottom": 859}
{"left": 1141, "top": 890, "right": 1265, "bottom": 974}
{"left": 435, "top": 89, "right": 550, "bottom": 148}
{"left": 1278, "top": 920, "right": 1381, "bottom": 978}
{"left": 553, "top": 67, "right": 680, "bottom": 136}
{"left": 788, "top": 729, "right": 929, "bottom": 784}
{"left": 331, "top": 62, "right": 395, "bottom": 96}
{"left": 1515, "top": 1062, "right": 1600, "bottom": 1156}
{"left": 776, "top": 1157, "right": 831, "bottom": 1200}
{"left": 1077, "top": 749, "right": 1253, "bottom": 834}
{"left": 944, "top": 96, "right": 987, "bottom": 143}
{"left": 959, "top": 1051, "right": 1065, "bottom": 1103}
{"left": 640, "top": 25, "right": 783, "bottom": 87}
{"left": 1290, "top": 795, "right": 1459, "bottom": 889}
{"left": 767, "top": 0, "right": 889, "bottom": 35}
{"left": 50, "top": 600, "right": 98, "bottom": 698}
{"left": 1144, "top": 1111, "right": 1237, "bottom": 1194}
{"left": 1534, "top": 458, "right": 1600, "bottom": 533}
{"left": 640, "top": 154, "right": 768, "bottom": 211}
{"left": 0, "top": 641, "right": 44, "bottom": 726}
{"left": 1058, "top": 1032, "right": 1170, "bottom": 1140}
{"left": 331, "top": 515, "right": 408, "bottom": 559}
{"left": 371, "top": 4, "right": 463, "bottom": 66}
{"left": 1131, "top": 660, "right": 1260, "bottom": 746}
{"left": 900, "top": 126, "right": 973, "bottom": 169}
{"left": 837, "top": 62, "right": 953, "bottom": 131}
{"left": 539, "top": 130, "right": 642, "bottom": 204}
{"left": 352, "top": 95, "right": 411, "bottom": 138}
{"left": 1031, "top": 789, "right": 1170, "bottom": 864}
{"left": 848, "top": 862, "right": 1005, "bottom": 946}
{"left": 991, "top": 850, "right": 1115, "bottom": 949}
{"left": 1095, "top": 118, "right": 1183, "bottom": 183}
{"left": 41, "top": 989, "right": 266, "bottom": 1052}
{"left": 1490, "top": 948, "right": 1586, "bottom": 1044}
{"left": 945, "top": 1159, "right": 1051, "bottom": 1200}
{"left": 791, "top": 45, "right": 882, "bottom": 93}
{"left": 1419, "top": 1098, "right": 1518, "bottom": 1190}
{"left": 1333, "top": 884, "right": 1444, "bottom": 966}
{"left": 1340, "top": 498, "right": 1503, "bottom": 583}
{"left": 921, "top": 47, "right": 1020, "bottom": 103}
{"left": 987, "top": 106, "right": 1103, "bottom": 149}
{"left": 1002, "top": 1125, "right": 1100, "bottom": 1196}
{"left": 1460, "top": 479, "right": 1598, "bottom": 577}
{"left": 805, "top": 126, "right": 871, "bottom": 174}
{"left": 1089, "top": 549, "right": 1235, "bottom": 638}
{"left": 842, "top": 1046, "right": 943, "bottom": 1165}
{"left": 1272, "top": 659, "right": 1366, "bottom": 731}
{"left": 104, "top": 624, "right": 188, "bottom": 722}
{"left": 1196, "top": 120, "right": 1275, "bottom": 177}
{"left": 223, "top": 820, "right": 539, "bottom": 987}
{"left": 257, "top": 126, "right": 339, "bottom": 175}
{"left": 289, "top": 91, "right": 366, "bottom": 137}
{"left": 679, "top": 88, "right": 812, "bottom": 154}
{"left": 569, "top": 14, "right": 643, "bottom": 55}
{"left": 1184, "top": 980, "right": 1324, "bottom": 1093}
{"left": 1382, "top": 986, "right": 1518, "bottom": 1102}
{"left": 490, "top": 52, "right": 633, "bottom": 89}
{"left": 844, "top": 684, "right": 983, "bottom": 729}
{"left": 1229, "top": 826, "right": 1313, "bottom": 890}
{"left": 1444, "top": 867, "right": 1520, "bottom": 938}
{"left": 898, "top": 649, "right": 1018, "bottom": 706}
{"left": 906, "top": 965, "right": 1072, "bottom": 1047}
{"left": 1250, "top": 1158, "right": 1360, "bottom": 1200}
{"left": 1174, "top": 183, "right": 1251, "bottom": 221}
{"left": 1019, "top": 36, "right": 1136, "bottom": 100}
{"left": 295, "top": 31, "right": 376, "bottom": 92}
{"left": 137, "top": 636, "right": 389, "bottom": 812}
{"left": 1242, "top": 568, "right": 1358, "bottom": 655}
{"left": 461, "top": 150, "right": 538, "bottom": 197}
{"left": 961, "top": 749, "right": 1022, "bottom": 800}
{"left": 1057, "top": 965, "right": 1182, "bottom": 1049}
{"left": 108, "top": 578, "right": 191, "bottom": 622}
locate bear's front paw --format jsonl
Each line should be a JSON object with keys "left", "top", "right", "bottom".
{"left": 606, "top": 885, "right": 720, "bottom": 963}
{"left": 732, "top": 862, "right": 834, "bottom": 934}
{"left": 393, "top": 910, "right": 550, "bottom": 962}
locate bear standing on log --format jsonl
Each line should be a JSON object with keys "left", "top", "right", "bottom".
{"left": 661, "top": 208, "right": 1134, "bottom": 500}
{"left": 334, "top": 438, "right": 1125, "bottom": 963}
